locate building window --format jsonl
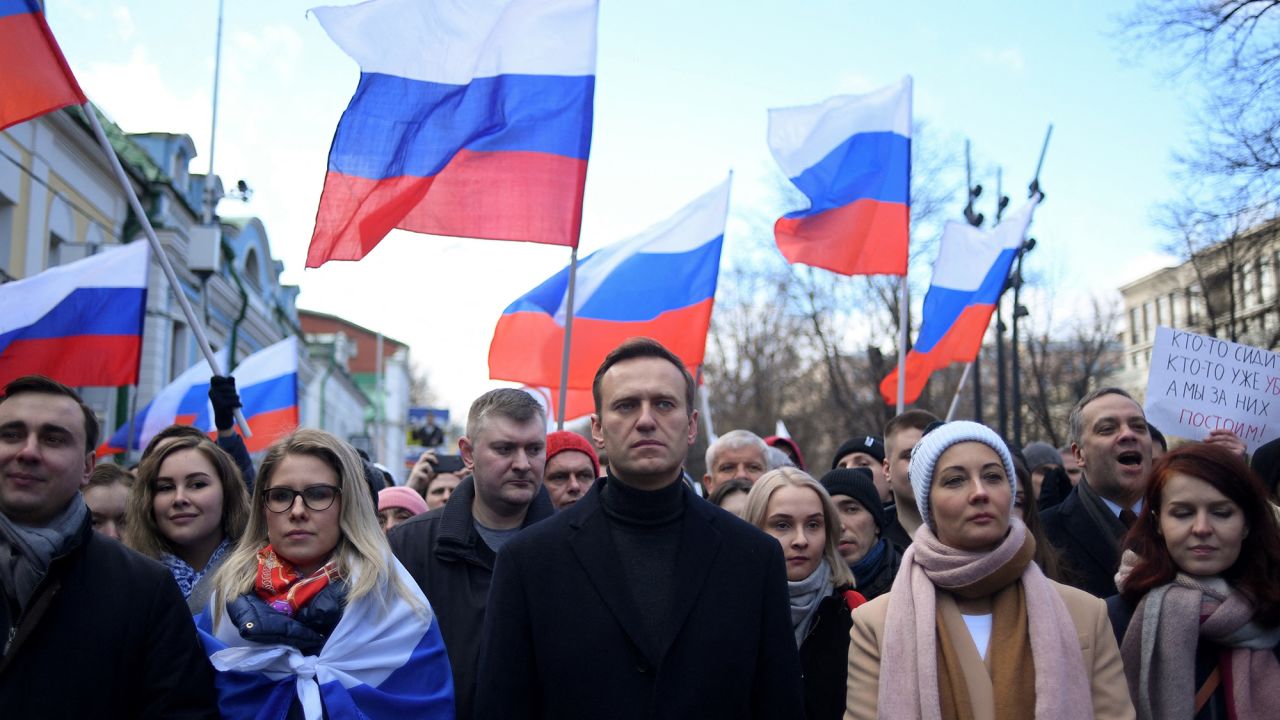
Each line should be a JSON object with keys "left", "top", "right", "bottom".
{"left": 169, "top": 322, "right": 189, "bottom": 381}
{"left": 1242, "top": 260, "right": 1255, "bottom": 307}
{"left": 1129, "top": 308, "right": 1139, "bottom": 344}
{"left": 1143, "top": 302, "right": 1153, "bottom": 342}
{"left": 1187, "top": 287, "right": 1200, "bottom": 324}
{"left": 1167, "top": 292, "right": 1179, "bottom": 327}
{"left": 1262, "top": 257, "right": 1276, "bottom": 302}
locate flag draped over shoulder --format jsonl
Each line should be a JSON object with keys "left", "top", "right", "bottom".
{"left": 0, "top": 241, "right": 147, "bottom": 388}
{"left": 0, "top": 0, "right": 86, "bottom": 131}
{"left": 99, "top": 336, "right": 300, "bottom": 455}
{"left": 767, "top": 77, "right": 911, "bottom": 276}
{"left": 880, "top": 196, "right": 1040, "bottom": 405}
{"left": 306, "top": 0, "right": 599, "bottom": 268}
{"left": 489, "top": 178, "right": 731, "bottom": 397}
{"left": 197, "top": 558, "right": 454, "bottom": 720}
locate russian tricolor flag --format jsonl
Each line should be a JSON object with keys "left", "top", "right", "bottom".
{"left": 489, "top": 178, "right": 730, "bottom": 395}
{"left": 0, "top": 241, "right": 147, "bottom": 388}
{"left": 767, "top": 77, "right": 911, "bottom": 276}
{"left": 0, "top": 0, "right": 87, "bottom": 131}
{"left": 879, "top": 196, "right": 1040, "bottom": 405}
{"left": 99, "top": 336, "right": 300, "bottom": 456}
{"left": 305, "top": 0, "right": 598, "bottom": 268}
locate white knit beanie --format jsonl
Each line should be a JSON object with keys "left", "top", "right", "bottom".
{"left": 908, "top": 420, "right": 1017, "bottom": 530}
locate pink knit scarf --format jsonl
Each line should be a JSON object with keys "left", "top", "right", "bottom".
{"left": 1120, "top": 574, "right": 1280, "bottom": 720}
{"left": 876, "top": 519, "right": 1093, "bottom": 720}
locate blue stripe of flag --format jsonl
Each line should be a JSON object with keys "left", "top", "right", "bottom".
{"left": 784, "top": 131, "right": 910, "bottom": 217}
{"left": 329, "top": 72, "right": 594, "bottom": 180}
{"left": 503, "top": 238, "right": 722, "bottom": 323}
{"left": 0, "top": 287, "right": 144, "bottom": 353}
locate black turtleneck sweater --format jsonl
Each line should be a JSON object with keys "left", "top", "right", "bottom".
{"left": 599, "top": 473, "right": 685, "bottom": 658}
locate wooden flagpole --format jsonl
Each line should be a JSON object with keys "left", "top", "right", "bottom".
{"left": 896, "top": 75, "right": 913, "bottom": 415}
{"left": 82, "top": 103, "right": 251, "bottom": 437}
{"left": 946, "top": 362, "right": 973, "bottom": 421}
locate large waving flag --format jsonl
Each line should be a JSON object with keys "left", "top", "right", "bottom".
{"left": 0, "top": 0, "right": 87, "bottom": 131}
{"left": 0, "top": 241, "right": 147, "bottom": 388}
{"left": 306, "top": 0, "right": 599, "bottom": 268}
{"left": 767, "top": 77, "right": 911, "bottom": 276}
{"left": 489, "top": 178, "right": 731, "bottom": 394}
{"left": 879, "top": 196, "right": 1039, "bottom": 405}
{"left": 99, "top": 336, "right": 300, "bottom": 455}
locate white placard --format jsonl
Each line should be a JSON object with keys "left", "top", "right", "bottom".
{"left": 1145, "top": 326, "right": 1280, "bottom": 453}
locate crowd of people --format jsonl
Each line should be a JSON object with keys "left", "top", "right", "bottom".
{"left": 2, "top": 337, "right": 1279, "bottom": 719}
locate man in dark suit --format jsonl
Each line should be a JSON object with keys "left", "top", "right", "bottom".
{"left": 474, "top": 339, "right": 804, "bottom": 720}
{"left": 1040, "top": 387, "right": 1152, "bottom": 597}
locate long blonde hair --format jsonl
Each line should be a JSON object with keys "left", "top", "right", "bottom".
{"left": 743, "top": 467, "right": 856, "bottom": 588}
{"left": 210, "top": 429, "right": 423, "bottom": 626}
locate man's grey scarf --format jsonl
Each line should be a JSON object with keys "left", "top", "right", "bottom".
{"left": 0, "top": 494, "right": 87, "bottom": 614}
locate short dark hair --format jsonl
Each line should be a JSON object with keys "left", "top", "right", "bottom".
{"left": 883, "top": 409, "right": 940, "bottom": 446}
{"left": 592, "top": 338, "right": 696, "bottom": 416}
{"left": 466, "top": 388, "right": 546, "bottom": 439}
{"left": 1068, "top": 387, "right": 1139, "bottom": 446}
{"left": 88, "top": 462, "right": 134, "bottom": 489}
{"left": 1, "top": 375, "right": 99, "bottom": 452}
{"left": 1148, "top": 423, "right": 1167, "bottom": 452}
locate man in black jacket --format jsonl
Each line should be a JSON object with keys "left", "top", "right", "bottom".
{"left": 474, "top": 339, "right": 804, "bottom": 719}
{"left": 389, "top": 388, "right": 553, "bottom": 720}
{"left": 0, "top": 375, "right": 217, "bottom": 719}
{"left": 1041, "top": 387, "right": 1153, "bottom": 597}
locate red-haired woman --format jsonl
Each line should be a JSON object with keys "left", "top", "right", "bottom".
{"left": 1109, "top": 442, "right": 1280, "bottom": 720}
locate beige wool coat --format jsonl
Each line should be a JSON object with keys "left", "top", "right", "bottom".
{"left": 844, "top": 580, "right": 1136, "bottom": 720}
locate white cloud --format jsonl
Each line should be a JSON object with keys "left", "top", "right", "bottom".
{"left": 977, "top": 46, "right": 1026, "bottom": 74}
{"left": 111, "top": 6, "right": 134, "bottom": 42}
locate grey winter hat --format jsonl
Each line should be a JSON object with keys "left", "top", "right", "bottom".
{"left": 908, "top": 421, "right": 1017, "bottom": 530}
{"left": 1022, "top": 441, "right": 1063, "bottom": 472}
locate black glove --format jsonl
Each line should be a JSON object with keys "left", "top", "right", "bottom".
{"left": 209, "top": 375, "right": 242, "bottom": 432}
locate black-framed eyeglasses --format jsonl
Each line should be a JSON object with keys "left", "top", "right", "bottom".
{"left": 264, "top": 485, "right": 341, "bottom": 513}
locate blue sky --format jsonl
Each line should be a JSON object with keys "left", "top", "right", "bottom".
{"left": 47, "top": 1, "right": 1193, "bottom": 419}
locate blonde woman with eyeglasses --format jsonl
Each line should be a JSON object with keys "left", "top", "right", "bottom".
{"left": 199, "top": 429, "right": 454, "bottom": 719}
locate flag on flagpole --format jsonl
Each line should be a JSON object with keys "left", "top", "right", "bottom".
{"left": 489, "top": 178, "right": 731, "bottom": 392}
{"left": 0, "top": 242, "right": 147, "bottom": 388}
{"left": 879, "top": 196, "right": 1040, "bottom": 405}
{"left": 767, "top": 77, "right": 911, "bottom": 276}
{"left": 0, "top": 0, "right": 87, "bottom": 131}
{"left": 306, "top": 0, "right": 599, "bottom": 268}
{"left": 99, "top": 336, "right": 300, "bottom": 455}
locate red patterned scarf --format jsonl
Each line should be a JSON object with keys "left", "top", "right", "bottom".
{"left": 254, "top": 544, "right": 342, "bottom": 617}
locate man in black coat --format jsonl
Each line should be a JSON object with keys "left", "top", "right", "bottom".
{"left": 474, "top": 339, "right": 804, "bottom": 719}
{"left": 1040, "top": 387, "right": 1153, "bottom": 597}
{"left": 0, "top": 376, "right": 217, "bottom": 719}
{"left": 389, "top": 388, "right": 554, "bottom": 720}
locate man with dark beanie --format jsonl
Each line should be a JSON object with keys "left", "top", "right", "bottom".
{"left": 831, "top": 434, "right": 889, "bottom": 504}
{"left": 475, "top": 338, "right": 804, "bottom": 719}
{"left": 820, "top": 467, "right": 902, "bottom": 601}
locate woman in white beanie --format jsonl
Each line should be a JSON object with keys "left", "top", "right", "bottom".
{"left": 844, "top": 421, "right": 1134, "bottom": 720}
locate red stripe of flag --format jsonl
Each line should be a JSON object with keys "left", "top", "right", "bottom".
{"left": 0, "top": 3, "right": 86, "bottom": 131}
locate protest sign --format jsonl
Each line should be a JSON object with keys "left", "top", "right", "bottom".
{"left": 1145, "top": 326, "right": 1280, "bottom": 453}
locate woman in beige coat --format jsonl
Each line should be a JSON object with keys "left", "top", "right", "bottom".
{"left": 845, "top": 421, "right": 1134, "bottom": 720}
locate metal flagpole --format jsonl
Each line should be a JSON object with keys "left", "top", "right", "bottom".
{"left": 896, "top": 278, "right": 907, "bottom": 414}
{"left": 696, "top": 366, "right": 717, "bottom": 444}
{"left": 82, "top": 104, "right": 251, "bottom": 437}
{"left": 896, "top": 76, "right": 912, "bottom": 415}
{"left": 555, "top": 246, "right": 579, "bottom": 430}
{"left": 946, "top": 362, "right": 973, "bottom": 421}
